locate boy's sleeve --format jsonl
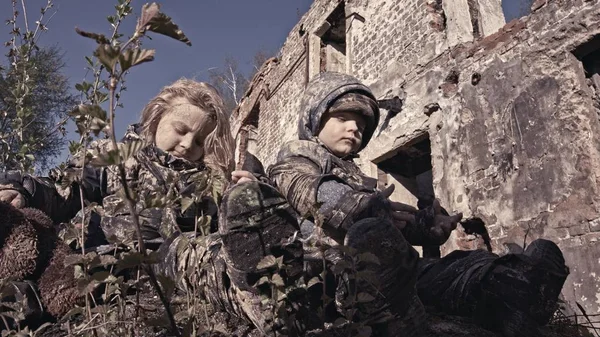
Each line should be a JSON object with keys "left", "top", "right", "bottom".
{"left": 269, "top": 156, "right": 393, "bottom": 234}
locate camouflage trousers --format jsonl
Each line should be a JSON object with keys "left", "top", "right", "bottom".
{"left": 154, "top": 183, "right": 569, "bottom": 337}
{"left": 154, "top": 182, "right": 307, "bottom": 336}
{"left": 155, "top": 232, "right": 284, "bottom": 332}
{"left": 155, "top": 182, "right": 428, "bottom": 337}
{"left": 417, "top": 239, "right": 569, "bottom": 336}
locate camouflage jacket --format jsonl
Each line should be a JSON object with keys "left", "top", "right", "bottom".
{"left": 268, "top": 72, "right": 439, "bottom": 247}
{"left": 1, "top": 125, "right": 226, "bottom": 246}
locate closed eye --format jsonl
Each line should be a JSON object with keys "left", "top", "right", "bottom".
{"left": 172, "top": 122, "right": 189, "bottom": 135}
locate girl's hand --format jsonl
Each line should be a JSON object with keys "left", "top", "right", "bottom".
{"left": 0, "top": 190, "right": 26, "bottom": 208}
{"left": 231, "top": 170, "right": 258, "bottom": 184}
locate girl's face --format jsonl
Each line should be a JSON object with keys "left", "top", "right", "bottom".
{"left": 154, "top": 97, "right": 216, "bottom": 162}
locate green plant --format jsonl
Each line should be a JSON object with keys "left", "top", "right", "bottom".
{"left": 1, "top": 0, "right": 74, "bottom": 173}
{"left": 53, "top": 1, "right": 193, "bottom": 336}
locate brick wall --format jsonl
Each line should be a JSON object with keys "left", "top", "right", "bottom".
{"left": 231, "top": 0, "right": 600, "bottom": 321}
{"left": 351, "top": 0, "right": 444, "bottom": 84}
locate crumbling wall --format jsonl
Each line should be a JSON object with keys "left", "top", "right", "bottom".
{"left": 347, "top": 0, "right": 446, "bottom": 84}
{"left": 232, "top": 0, "right": 478, "bottom": 166}
{"left": 231, "top": 1, "right": 342, "bottom": 167}
{"left": 231, "top": 0, "right": 600, "bottom": 321}
{"left": 361, "top": 0, "right": 600, "bottom": 319}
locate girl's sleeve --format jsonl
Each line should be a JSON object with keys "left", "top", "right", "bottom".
{"left": 0, "top": 165, "right": 105, "bottom": 224}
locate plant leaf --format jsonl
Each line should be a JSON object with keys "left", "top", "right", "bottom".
{"left": 118, "top": 139, "right": 145, "bottom": 162}
{"left": 69, "top": 104, "right": 107, "bottom": 120}
{"left": 77, "top": 277, "right": 100, "bottom": 294}
{"left": 118, "top": 48, "right": 155, "bottom": 72}
{"left": 271, "top": 274, "right": 285, "bottom": 287}
{"left": 256, "top": 255, "right": 277, "bottom": 270}
{"left": 116, "top": 251, "right": 145, "bottom": 273}
{"left": 255, "top": 276, "right": 270, "bottom": 287}
{"left": 75, "top": 27, "right": 110, "bottom": 44}
{"left": 138, "top": 3, "right": 191, "bottom": 46}
{"left": 180, "top": 197, "right": 194, "bottom": 213}
{"left": 94, "top": 44, "right": 121, "bottom": 73}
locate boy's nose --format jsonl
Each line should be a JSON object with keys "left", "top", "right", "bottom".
{"left": 346, "top": 121, "right": 359, "bottom": 132}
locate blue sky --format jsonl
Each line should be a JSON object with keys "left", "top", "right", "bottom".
{"left": 1, "top": 0, "right": 524, "bottom": 167}
{"left": 2, "top": 0, "right": 313, "bottom": 165}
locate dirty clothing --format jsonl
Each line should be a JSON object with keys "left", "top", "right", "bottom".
{"left": 417, "top": 239, "right": 568, "bottom": 336}
{"left": 0, "top": 125, "right": 224, "bottom": 244}
{"left": 0, "top": 125, "right": 235, "bottom": 312}
{"left": 0, "top": 125, "right": 305, "bottom": 334}
{"left": 268, "top": 72, "right": 437, "bottom": 334}
{"left": 268, "top": 71, "right": 569, "bottom": 336}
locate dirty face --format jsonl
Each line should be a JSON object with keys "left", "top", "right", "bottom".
{"left": 317, "top": 111, "right": 365, "bottom": 158}
{"left": 154, "top": 97, "right": 216, "bottom": 162}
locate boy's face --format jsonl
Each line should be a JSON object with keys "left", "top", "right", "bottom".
{"left": 317, "top": 111, "right": 365, "bottom": 157}
{"left": 155, "top": 97, "right": 216, "bottom": 162}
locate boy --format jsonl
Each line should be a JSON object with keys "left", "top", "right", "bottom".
{"left": 265, "top": 71, "right": 462, "bottom": 335}
{"left": 261, "top": 72, "right": 568, "bottom": 336}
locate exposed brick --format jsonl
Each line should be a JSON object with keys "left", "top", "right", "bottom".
{"left": 568, "top": 222, "right": 590, "bottom": 237}
{"left": 590, "top": 218, "right": 600, "bottom": 232}
{"left": 231, "top": 0, "right": 600, "bottom": 319}
{"left": 584, "top": 232, "right": 600, "bottom": 244}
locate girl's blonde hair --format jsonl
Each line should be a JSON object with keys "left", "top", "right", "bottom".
{"left": 139, "top": 79, "right": 234, "bottom": 176}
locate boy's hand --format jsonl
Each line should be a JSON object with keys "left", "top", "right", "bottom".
{"left": 231, "top": 170, "right": 258, "bottom": 184}
{"left": 380, "top": 185, "right": 418, "bottom": 230}
{"left": 0, "top": 190, "right": 26, "bottom": 208}
{"left": 430, "top": 199, "right": 462, "bottom": 243}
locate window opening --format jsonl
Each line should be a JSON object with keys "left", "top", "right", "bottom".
{"left": 501, "top": 0, "right": 534, "bottom": 22}
{"left": 572, "top": 34, "right": 600, "bottom": 122}
{"left": 376, "top": 135, "right": 434, "bottom": 206}
{"left": 320, "top": 2, "right": 346, "bottom": 73}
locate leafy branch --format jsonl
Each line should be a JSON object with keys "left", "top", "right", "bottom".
{"left": 1, "top": 0, "right": 67, "bottom": 172}
{"left": 68, "top": 1, "right": 192, "bottom": 335}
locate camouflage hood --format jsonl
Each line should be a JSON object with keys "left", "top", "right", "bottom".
{"left": 298, "top": 72, "right": 380, "bottom": 152}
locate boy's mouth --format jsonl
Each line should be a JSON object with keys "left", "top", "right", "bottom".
{"left": 341, "top": 137, "right": 358, "bottom": 145}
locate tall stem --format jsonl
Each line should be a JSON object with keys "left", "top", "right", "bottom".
{"left": 108, "top": 75, "right": 179, "bottom": 336}
{"left": 19, "top": 0, "right": 29, "bottom": 33}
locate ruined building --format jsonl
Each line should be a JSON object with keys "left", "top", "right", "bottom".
{"left": 230, "top": 0, "right": 600, "bottom": 322}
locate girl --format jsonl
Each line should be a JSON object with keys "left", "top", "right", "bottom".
{"left": 0, "top": 79, "right": 259, "bottom": 319}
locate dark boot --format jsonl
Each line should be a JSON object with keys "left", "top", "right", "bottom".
{"left": 474, "top": 239, "right": 568, "bottom": 337}
{"left": 522, "top": 239, "right": 569, "bottom": 325}
{"left": 219, "top": 182, "right": 311, "bottom": 335}
{"left": 339, "top": 218, "right": 425, "bottom": 337}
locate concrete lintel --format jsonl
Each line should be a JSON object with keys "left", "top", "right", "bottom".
{"left": 478, "top": 0, "right": 506, "bottom": 36}
{"left": 443, "top": 0, "right": 474, "bottom": 47}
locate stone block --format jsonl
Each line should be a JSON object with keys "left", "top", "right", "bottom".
{"left": 590, "top": 218, "right": 600, "bottom": 232}
{"left": 568, "top": 223, "right": 590, "bottom": 237}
